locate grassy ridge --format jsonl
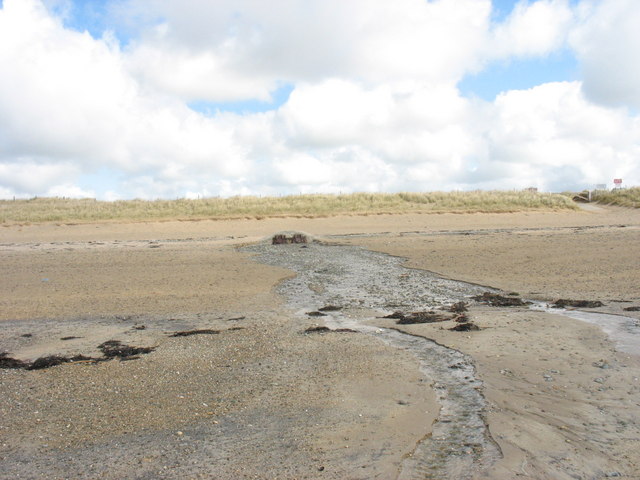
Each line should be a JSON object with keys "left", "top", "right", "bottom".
{"left": 591, "top": 187, "right": 640, "bottom": 208}
{"left": 0, "top": 191, "right": 578, "bottom": 224}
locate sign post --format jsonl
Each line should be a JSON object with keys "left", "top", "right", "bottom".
{"left": 613, "top": 178, "right": 623, "bottom": 189}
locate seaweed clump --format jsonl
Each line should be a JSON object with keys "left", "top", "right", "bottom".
{"left": 551, "top": 299, "right": 604, "bottom": 309}
{"left": 450, "top": 322, "right": 480, "bottom": 332}
{"left": 169, "top": 329, "right": 220, "bottom": 337}
{"left": 384, "top": 311, "right": 451, "bottom": 324}
{"left": 98, "top": 340, "right": 155, "bottom": 358}
{"left": 472, "top": 293, "right": 530, "bottom": 307}
{"left": 303, "top": 326, "right": 357, "bottom": 334}
{"left": 0, "top": 352, "right": 96, "bottom": 370}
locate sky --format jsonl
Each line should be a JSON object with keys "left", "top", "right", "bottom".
{"left": 0, "top": 0, "right": 639, "bottom": 200}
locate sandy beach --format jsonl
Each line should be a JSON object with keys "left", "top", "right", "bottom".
{"left": 1, "top": 205, "right": 639, "bottom": 479}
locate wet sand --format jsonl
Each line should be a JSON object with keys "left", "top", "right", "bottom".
{"left": 1, "top": 206, "right": 639, "bottom": 478}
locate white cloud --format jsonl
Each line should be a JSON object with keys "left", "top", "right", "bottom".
{"left": 490, "top": 0, "right": 574, "bottom": 59}
{"left": 0, "top": 0, "right": 639, "bottom": 200}
{"left": 279, "top": 80, "right": 395, "bottom": 147}
{"left": 120, "top": 0, "right": 492, "bottom": 100}
{"left": 125, "top": 45, "right": 276, "bottom": 103}
{"left": 0, "top": 160, "right": 77, "bottom": 193}
{"left": 0, "top": 0, "right": 250, "bottom": 199}
{"left": 570, "top": 0, "right": 640, "bottom": 109}
{"left": 485, "top": 82, "right": 640, "bottom": 189}
{"left": 46, "top": 183, "right": 95, "bottom": 198}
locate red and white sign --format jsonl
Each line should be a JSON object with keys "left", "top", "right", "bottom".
{"left": 614, "top": 178, "right": 623, "bottom": 185}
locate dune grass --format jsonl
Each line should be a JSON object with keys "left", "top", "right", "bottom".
{"left": 591, "top": 187, "right": 640, "bottom": 208}
{"left": 0, "top": 191, "right": 578, "bottom": 224}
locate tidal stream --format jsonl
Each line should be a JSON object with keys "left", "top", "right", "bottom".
{"left": 246, "top": 239, "right": 501, "bottom": 479}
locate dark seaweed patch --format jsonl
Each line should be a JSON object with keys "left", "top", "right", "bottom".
{"left": 623, "top": 306, "right": 640, "bottom": 312}
{"left": 303, "top": 326, "right": 357, "bottom": 334}
{"left": 306, "top": 311, "right": 327, "bottom": 317}
{"left": 169, "top": 329, "right": 220, "bottom": 337}
{"left": 98, "top": 340, "right": 155, "bottom": 358}
{"left": 0, "top": 352, "right": 28, "bottom": 369}
{"left": 385, "top": 311, "right": 451, "bottom": 324}
{"left": 304, "top": 326, "right": 331, "bottom": 334}
{"left": 450, "top": 322, "right": 480, "bottom": 332}
{"left": 29, "top": 356, "right": 67, "bottom": 369}
{"left": 1, "top": 353, "right": 100, "bottom": 370}
{"left": 551, "top": 299, "right": 605, "bottom": 309}
{"left": 318, "top": 305, "right": 342, "bottom": 312}
{"left": 1, "top": 340, "right": 155, "bottom": 370}
{"left": 448, "top": 302, "right": 468, "bottom": 313}
{"left": 472, "top": 293, "right": 530, "bottom": 307}
{"left": 27, "top": 355, "right": 92, "bottom": 370}
{"left": 60, "top": 336, "right": 82, "bottom": 341}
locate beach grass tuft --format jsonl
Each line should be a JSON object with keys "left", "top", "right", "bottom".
{"left": 0, "top": 190, "right": 578, "bottom": 224}
{"left": 591, "top": 187, "right": 640, "bottom": 208}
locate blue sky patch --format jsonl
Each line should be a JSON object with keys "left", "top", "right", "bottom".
{"left": 188, "top": 84, "right": 295, "bottom": 116}
{"left": 459, "top": 49, "right": 579, "bottom": 100}
{"left": 78, "top": 167, "right": 122, "bottom": 198}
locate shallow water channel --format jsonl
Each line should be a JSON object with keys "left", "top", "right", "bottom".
{"left": 246, "top": 240, "right": 501, "bottom": 479}
{"left": 530, "top": 303, "right": 640, "bottom": 355}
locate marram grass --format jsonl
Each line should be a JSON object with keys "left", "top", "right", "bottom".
{"left": 0, "top": 191, "right": 578, "bottom": 224}
{"left": 591, "top": 187, "right": 640, "bottom": 208}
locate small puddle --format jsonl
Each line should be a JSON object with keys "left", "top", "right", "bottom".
{"left": 245, "top": 240, "right": 500, "bottom": 479}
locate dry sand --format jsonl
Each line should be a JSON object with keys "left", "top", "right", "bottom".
{"left": 1, "top": 205, "right": 639, "bottom": 479}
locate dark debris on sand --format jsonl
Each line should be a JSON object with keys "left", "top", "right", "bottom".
{"left": 1, "top": 352, "right": 97, "bottom": 370}
{"left": 169, "top": 329, "right": 220, "bottom": 337}
{"left": 551, "top": 299, "right": 605, "bottom": 309}
{"left": 303, "top": 326, "right": 358, "bottom": 334}
{"left": 318, "top": 305, "right": 342, "bottom": 312}
{"left": 450, "top": 322, "right": 480, "bottom": 332}
{"left": 272, "top": 233, "right": 308, "bottom": 245}
{"left": 1, "top": 341, "right": 156, "bottom": 371}
{"left": 453, "top": 313, "right": 470, "bottom": 323}
{"left": 98, "top": 340, "right": 155, "bottom": 358}
{"left": 623, "top": 306, "right": 640, "bottom": 312}
{"left": 385, "top": 311, "right": 452, "bottom": 324}
{"left": 448, "top": 302, "right": 468, "bottom": 313}
{"left": 0, "top": 352, "right": 29, "bottom": 369}
{"left": 472, "top": 292, "right": 530, "bottom": 307}
{"left": 28, "top": 355, "right": 96, "bottom": 370}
